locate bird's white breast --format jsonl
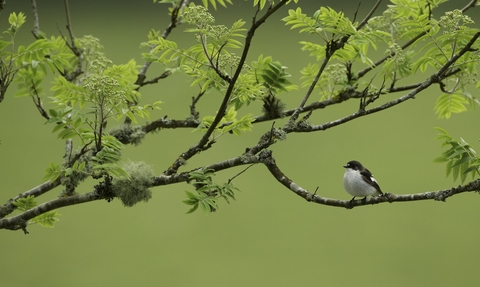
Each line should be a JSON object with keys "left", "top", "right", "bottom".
{"left": 343, "top": 169, "right": 380, "bottom": 197}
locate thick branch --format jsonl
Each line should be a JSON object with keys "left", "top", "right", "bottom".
{"left": 260, "top": 149, "right": 480, "bottom": 209}
{"left": 0, "top": 191, "right": 100, "bottom": 232}
{"left": 0, "top": 180, "right": 61, "bottom": 219}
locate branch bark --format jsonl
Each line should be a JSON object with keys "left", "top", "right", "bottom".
{"left": 260, "top": 149, "right": 480, "bottom": 209}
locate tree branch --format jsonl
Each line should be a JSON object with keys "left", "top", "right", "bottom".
{"left": 164, "top": 0, "right": 290, "bottom": 175}
{"left": 356, "top": 0, "right": 382, "bottom": 30}
{"left": 138, "top": 71, "right": 171, "bottom": 87}
{"left": 59, "top": 0, "right": 83, "bottom": 82}
{"left": 461, "top": 0, "right": 478, "bottom": 12}
{"left": 0, "top": 179, "right": 61, "bottom": 219}
{"left": 31, "top": 0, "right": 41, "bottom": 38}
{"left": 260, "top": 149, "right": 480, "bottom": 209}
{"left": 0, "top": 191, "right": 100, "bottom": 232}
{"left": 299, "top": 31, "right": 480, "bottom": 133}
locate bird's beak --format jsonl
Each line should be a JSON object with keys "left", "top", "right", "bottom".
{"left": 343, "top": 165, "right": 347, "bottom": 168}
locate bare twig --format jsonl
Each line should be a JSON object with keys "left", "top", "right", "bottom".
{"left": 30, "top": 80, "right": 50, "bottom": 120}
{"left": 190, "top": 90, "right": 205, "bottom": 119}
{"left": 461, "top": 0, "right": 478, "bottom": 12}
{"left": 228, "top": 164, "right": 255, "bottom": 184}
{"left": 287, "top": 59, "right": 326, "bottom": 124}
{"left": 200, "top": 35, "right": 231, "bottom": 82}
{"left": 356, "top": 0, "right": 382, "bottom": 30}
{"left": 138, "top": 71, "right": 171, "bottom": 87}
{"left": 63, "top": 0, "right": 77, "bottom": 53}
{"left": 58, "top": 0, "right": 83, "bottom": 82}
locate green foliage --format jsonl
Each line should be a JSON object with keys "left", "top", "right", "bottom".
{"left": 14, "top": 38, "right": 75, "bottom": 98}
{"left": 283, "top": 7, "right": 356, "bottom": 40}
{"left": 434, "top": 93, "right": 469, "bottom": 119}
{"left": 252, "top": 0, "right": 298, "bottom": 10}
{"left": 193, "top": 106, "right": 255, "bottom": 137}
{"left": 283, "top": 2, "right": 480, "bottom": 113}
{"left": 6, "top": 12, "right": 26, "bottom": 36}
{"left": 382, "top": 43, "right": 414, "bottom": 79}
{"left": 3, "top": 0, "right": 480, "bottom": 229}
{"left": 251, "top": 55, "right": 297, "bottom": 94}
{"left": 148, "top": 4, "right": 246, "bottom": 85}
{"left": 200, "top": 0, "right": 232, "bottom": 10}
{"left": 13, "top": 195, "right": 61, "bottom": 228}
{"left": 46, "top": 57, "right": 161, "bottom": 181}
{"left": 13, "top": 195, "right": 38, "bottom": 211}
{"left": 76, "top": 35, "right": 105, "bottom": 68}
{"left": 44, "top": 162, "right": 63, "bottom": 182}
{"left": 412, "top": 10, "right": 478, "bottom": 73}
{"left": 30, "top": 210, "right": 61, "bottom": 228}
{"left": 434, "top": 128, "right": 480, "bottom": 183}
{"left": 92, "top": 145, "right": 130, "bottom": 178}
{"left": 301, "top": 62, "right": 349, "bottom": 99}
{"left": 112, "top": 161, "right": 154, "bottom": 207}
{"left": 2, "top": 12, "right": 74, "bottom": 103}
{"left": 183, "top": 169, "right": 238, "bottom": 213}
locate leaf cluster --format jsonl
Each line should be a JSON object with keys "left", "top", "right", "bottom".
{"left": 183, "top": 169, "right": 237, "bottom": 213}
{"left": 194, "top": 106, "right": 255, "bottom": 137}
{"left": 44, "top": 58, "right": 162, "bottom": 182}
{"left": 434, "top": 128, "right": 480, "bottom": 183}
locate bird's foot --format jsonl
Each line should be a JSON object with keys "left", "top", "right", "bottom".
{"left": 346, "top": 197, "right": 356, "bottom": 209}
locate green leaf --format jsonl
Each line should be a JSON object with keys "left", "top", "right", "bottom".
{"left": 435, "top": 93, "right": 468, "bottom": 119}
{"left": 30, "top": 210, "right": 61, "bottom": 228}
{"left": 12, "top": 195, "right": 37, "bottom": 212}
{"left": 185, "top": 203, "right": 199, "bottom": 214}
{"left": 44, "top": 162, "right": 63, "bottom": 182}
{"left": 434, "top": 128, "right": 480, "bottom": 183}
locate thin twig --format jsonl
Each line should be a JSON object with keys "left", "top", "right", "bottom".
{"left": 228, "top": 164, "right": 255, "bottom": 184}
{"left": 136, "top": 0, "right": 188, "bottom": 86}
{"left": 139, "top": 71, "right": 171, "bottom": 86}
{"left": 461, "top": 0, "right": 478, "bottom": 12}
{"left": 190, "top": 90, "right": 205, "bottom": 119}
{"left": 30, "top": 79, "right": 50, "bottom": 120}
{"left": 356, "top": 0, "right": 382, "bottom": 30}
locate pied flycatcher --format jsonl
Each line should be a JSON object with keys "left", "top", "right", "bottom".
{"left": 343, "top": 160, "right": 383, "bottom": 202}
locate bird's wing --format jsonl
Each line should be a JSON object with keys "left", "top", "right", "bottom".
{"left": 360, "top": 170, "right": 383, "bottom": 194}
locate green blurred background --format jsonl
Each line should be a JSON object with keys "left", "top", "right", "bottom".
{"left": 1, "top": 0, "right": 479, "bottom": 286}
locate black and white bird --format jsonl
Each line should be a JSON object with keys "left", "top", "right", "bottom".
{"left": 343, "top": 160, "right": 383, "bottom": 202}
